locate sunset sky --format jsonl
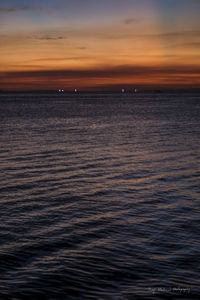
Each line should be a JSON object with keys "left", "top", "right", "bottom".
{"left": 0, "top": 0, "right": 200, "bottom": 91}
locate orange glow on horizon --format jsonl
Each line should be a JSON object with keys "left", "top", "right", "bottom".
{"left": 0, "top": 1, "right": 199, "bottom": 90}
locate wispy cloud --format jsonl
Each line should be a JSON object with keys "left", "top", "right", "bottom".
{"left": 10, "top": 29, "right": 200, "bottom": 42}
{"left": 153, "top": 30, "right": 200, "bottom": 39}
{"left": 54, "top": 28, "right": 200, "bottom": 41}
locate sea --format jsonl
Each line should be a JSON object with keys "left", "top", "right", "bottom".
{"left": 0, "top": 92, "right": 199, "bottom": 299}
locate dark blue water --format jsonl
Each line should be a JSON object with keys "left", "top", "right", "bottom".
{"left": 0, "top": 92, "right": 199, "bottom": 299}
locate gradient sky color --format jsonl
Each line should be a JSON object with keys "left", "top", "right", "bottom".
{"left": 0, "top": 0, "right": 200, "bottom": 90}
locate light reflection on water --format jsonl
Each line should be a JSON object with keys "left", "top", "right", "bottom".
{"left": 0, "top": 92, "right": 200, "bottom": 299}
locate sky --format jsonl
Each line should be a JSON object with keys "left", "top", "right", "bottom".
{"left": 0, "top": 0, "right": 200, "bottom": 91}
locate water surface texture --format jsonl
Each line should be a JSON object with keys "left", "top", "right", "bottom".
{"left": 0, "top": 93, "right": 200, "bottom": 299}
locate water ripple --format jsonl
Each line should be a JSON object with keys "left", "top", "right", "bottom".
{"left": 0, "top": 92, "right": 200, "bottom": 299}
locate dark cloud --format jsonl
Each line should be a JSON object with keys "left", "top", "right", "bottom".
{"left": 38, "top": 36, "right": 64, "bottom": 40}
{"left": 26, "top": 35, "right": 65, "bottom": 41}
{"left": 0, "top": 5, "right": 57, "bottom": 14}
{"left": 0, "top": 5, "right": 36, "bottom": 13}
{"left": 76, "top": 46, "right": 87, "bottom": 50}
{"left": 176, "top": 41, "right": 200, "bottom": 48}
{"left": 191, "top": 0, "right": 200, "bottom": 6}
{"left": 30, "top": 56, "right": 92, "bottom": 62}
{"left": 123, "top": 18, "right": 138, "bottom": 25}
{"left": 1, "top": 64, "right": 200, "bottom": 91}
{"left": 1, "top": 64, "right": 199, "bottom": 80}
